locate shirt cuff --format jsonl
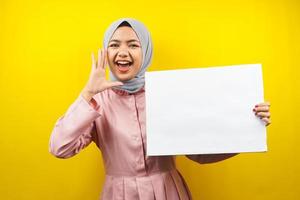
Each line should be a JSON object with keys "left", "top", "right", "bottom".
{"left": 79, "top": 93, "right": 101, "bottom": 113}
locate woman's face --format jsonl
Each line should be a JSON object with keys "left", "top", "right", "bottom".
{"left": 107, "top": 26, "right": 143, "bottom": 82}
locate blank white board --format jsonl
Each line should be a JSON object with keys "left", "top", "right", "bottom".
{"left": 145, "top": 64, "right": 267, "bottom": 156}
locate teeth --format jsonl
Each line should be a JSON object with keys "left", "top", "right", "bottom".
{"left": 117, "top": 61, "right": 130, "bottom": 64}
{"left": 117, "top": 61, "right": 130, "bottom": 65}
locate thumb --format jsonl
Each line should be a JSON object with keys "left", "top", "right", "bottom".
{"left": 108, "top": 81, "right": 124, "bottom": 88}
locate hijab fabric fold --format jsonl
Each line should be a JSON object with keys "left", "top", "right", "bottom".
{"left": 103, "top": 18, "right": 153, "bottom": 93}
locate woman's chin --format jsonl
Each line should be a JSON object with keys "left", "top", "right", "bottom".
{"left": 114, "top": 73, "right": 134, "bottom": 82}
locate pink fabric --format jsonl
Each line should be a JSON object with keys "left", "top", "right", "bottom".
{"left": 49, "top": 87, "right": 198, "bottom": 200}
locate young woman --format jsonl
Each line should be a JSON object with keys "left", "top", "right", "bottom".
{"left": 49, "top": 18, "right": 271, "bottom": 200}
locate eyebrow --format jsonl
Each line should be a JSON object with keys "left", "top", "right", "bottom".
{"left": 109, "top": 39, "right": 140, "bottom": 44}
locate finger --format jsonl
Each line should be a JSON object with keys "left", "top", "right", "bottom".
{"left": 104, "top": 49, "right": 108, "bottom": 69}
{"left": 261, "top": 117, "right": 271, "bottom": 126}
{"left": 255, "top": 112, "right": 270, "bottom": 118}
{"left": 255, "top": 102, "right": 270, "bottom": 107}
{"left": 97, "top": 48, "right": 102, "bottom": 69}
{"left": 91, "top": 52, "right": 96, "bottom": 71}
{"left": 101, "top": 48, "right": 105, "bottom": 69}
{"left": 253, "top": 106, "right": 269, "bottom": 112}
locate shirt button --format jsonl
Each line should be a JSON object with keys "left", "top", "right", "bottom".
{"left": 132, "top": 136, "right": 139, "bottom": 141}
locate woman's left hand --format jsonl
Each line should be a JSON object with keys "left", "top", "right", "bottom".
{"left": 253, "top": 102, "right": 271, "bottom": 126}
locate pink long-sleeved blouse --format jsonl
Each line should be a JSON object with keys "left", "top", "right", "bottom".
{"left": 49, "top": 87, "right": 216, "bottom": 200}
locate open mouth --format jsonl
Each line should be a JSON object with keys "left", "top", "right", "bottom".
{"left": 115, "top": 60, "right": 133, "bottom": 73}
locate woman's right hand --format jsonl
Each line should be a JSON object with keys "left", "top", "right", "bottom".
{"left": 81, "top": 48, "right": 124, "bottom": 101}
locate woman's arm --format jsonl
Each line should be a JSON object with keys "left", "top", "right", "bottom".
{"left": 49, "top": 49, "right": 123, "bottom": 159}
{"left": 186, "top": 153, "right": 239, "bottom": 164}
{"left": 48, "top": 93, "right": 101, "bottom": 159}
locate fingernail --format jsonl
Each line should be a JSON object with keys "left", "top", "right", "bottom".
{"left": 255, "top": 105, "right": 258, "bottom": 107}
{"left": 252, "top": 108, "right": 255, "bottom": 112}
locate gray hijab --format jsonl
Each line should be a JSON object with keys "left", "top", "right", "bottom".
{"left": 103, "top": 18, "right": 153, "bottom": 93}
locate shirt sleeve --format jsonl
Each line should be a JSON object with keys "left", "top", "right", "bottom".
{"left": 185, "top": 153, "right": 239, "bottom": 164}
{"left": 49, "top": 93, "right": 102, "bottom": 159}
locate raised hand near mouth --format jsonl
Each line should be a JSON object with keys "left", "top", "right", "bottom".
{"left": 81, "top": 48, "right": 124, "bottom": 102}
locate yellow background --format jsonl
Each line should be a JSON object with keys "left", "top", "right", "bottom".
{"left": 0, "top": 0, "right": 299, "bottom": 199}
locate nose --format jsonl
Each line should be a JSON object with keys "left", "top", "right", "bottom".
{"left": 117, "top": 49, "right": 129, "bottom": 58}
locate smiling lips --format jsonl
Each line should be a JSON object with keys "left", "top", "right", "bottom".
{"left": 115, "top": 60, "right": 133, "bottom": 73}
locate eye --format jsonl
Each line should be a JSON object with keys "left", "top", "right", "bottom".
{"left": 109, "top": 43, "right": 118, "bottom": 47}
{"left": 129, "top": 44, "right": 139, "bottom": 48}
